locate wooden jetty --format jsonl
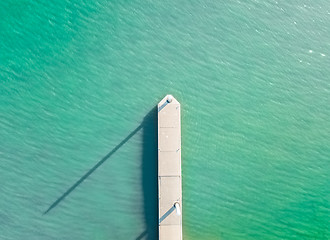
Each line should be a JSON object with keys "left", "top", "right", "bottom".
{"left": 158, "top": 95, "right": 182, "bottom": 240}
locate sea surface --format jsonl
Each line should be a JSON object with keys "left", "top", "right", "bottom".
{"left": 0, "top": 1, "right": 329, "bottom": 239}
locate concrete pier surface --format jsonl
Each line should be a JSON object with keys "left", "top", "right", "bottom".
{"left": 158, "top": 95, "right": 182, "bottom": 240}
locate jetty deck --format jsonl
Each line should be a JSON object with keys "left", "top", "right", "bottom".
{"left": 158, "top": 95, "right": 182, "bottom": 240}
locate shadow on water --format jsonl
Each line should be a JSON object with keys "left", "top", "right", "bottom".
{"left": 43, "top": 108, "right": 158, "bottom": 239}
{"left": 43, "top": 123, "right": 143, "bottom": 215}
{"left": 137, "top": 107, "right": 158, "bottom": 240}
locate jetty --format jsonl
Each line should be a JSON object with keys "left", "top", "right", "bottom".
{"left": 158, "top": 95, "right": 182, "bottom": 240}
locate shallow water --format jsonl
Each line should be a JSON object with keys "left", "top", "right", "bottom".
{"left": 1, "top": 0, "right": 329, "bottom": 239}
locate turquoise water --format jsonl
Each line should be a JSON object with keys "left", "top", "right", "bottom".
{"left": 1, "top": 0, "right": 330, "bottom": 239}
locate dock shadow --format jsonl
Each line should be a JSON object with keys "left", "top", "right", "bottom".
{"left": 43, "top": 123, "right": 143, "bottom": 215}
{"left": 44, "top": 108, "right": 158, "bottom": 239}
{"left": 137, "top": 107, "right": 158, "bottom": 240}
